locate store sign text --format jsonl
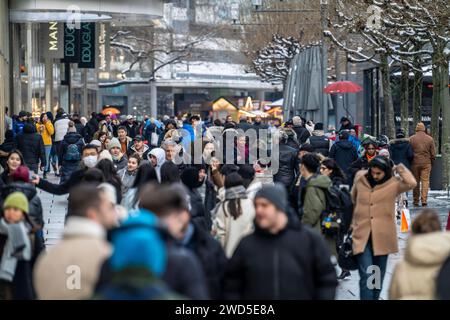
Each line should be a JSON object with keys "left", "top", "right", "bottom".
{"left": 48, "top": 22, "right": 59, "bottom": 51}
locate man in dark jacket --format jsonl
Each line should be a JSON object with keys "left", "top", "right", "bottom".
{"left": 224, "top": 184, "right": 337, "bottom": 300}
{"left": 71, "top": 113, "right": 84, "bottom": 134}
{"left": 16, "top": 123, "right": 46, "bottom": 174}
{"left": 82, "top": 113, "right": 99, "bottom": 143}
{"left": 252, "top": 115, "right": 268, "bottom": 139}
{"left": 0, "top": 130, "right": 16, "bottom": 169}
{"left": 58, "top": 126, "right": 84, "bottom": 184}
{"left": 12, "top": 111, "right": 28, "bottom": 136}
{"left": 329, "top": 130, "right": 358, "bottom": 181}
{"left": 274, "top": 130, "right": 299, "bottom": 191}
{"left": 292, "top": 116, "right": 311, "bottom": 144}
{"left": 123, "top": 115, "right": 139, "bottom": 139}
{"left": 390, "top": 129, "right": 414, "bottom": 170}
{"left": 237, "top": 116, "right": 253, "bottom": 132}
{"left": 306, "top": 123, "right": 332, "bottom": 157}
{"left": 339, "top": 117, "right": 355, "bottom": 132}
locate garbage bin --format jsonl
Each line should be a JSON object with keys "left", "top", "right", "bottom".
{"left": 430, "top": 154, "right": 443, "bottom": 190}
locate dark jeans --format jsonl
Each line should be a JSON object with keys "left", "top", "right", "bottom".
{"left": 356, "top": 237, "right": 388, "bottom": 300}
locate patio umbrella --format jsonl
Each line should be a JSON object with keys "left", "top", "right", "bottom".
{"left": 323, "top": 81, "right": 363, "bottom": 94}
{"left": 101, "top": 107, "right": 121, "bottom": 115}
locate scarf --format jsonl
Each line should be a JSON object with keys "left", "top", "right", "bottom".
{"left": 224, "top": 185, "right": 247, "bottom": 201}
{"left": 0, "top": 219, "right": 32, "bottom": 282}
{"left": 366, "top": 153, "right": 376, "bottom": 163}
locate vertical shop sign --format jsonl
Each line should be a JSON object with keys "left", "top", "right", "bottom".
{"left": 62, "top": 23, "right": 80, "bottom": 63}
{"left": 78, "top": 23, "right": 96, "bottom": 69}
{"left": 45, "top": 22, "right": 64, "bottom": 59}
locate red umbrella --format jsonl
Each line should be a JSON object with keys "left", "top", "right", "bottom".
{"left": 323, "top": 81, "right": 363, "bottom": 94}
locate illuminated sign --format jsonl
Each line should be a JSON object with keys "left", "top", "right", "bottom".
{"left": 45, "top": 22, "right": 63, "bottom": 59}
{"left": 78, "top": 23, "right": 96, "bottom": 69}
{"left": 62, "top": 23, "right": 80, "bottom": 63}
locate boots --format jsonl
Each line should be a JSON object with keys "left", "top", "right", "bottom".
{"left": 52, "top": 163, "right": 60, "bottom": 177}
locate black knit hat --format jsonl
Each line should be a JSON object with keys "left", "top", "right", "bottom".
{"left": 314, "top": 122, "right": 324, "bottom": 131}
{"left": 254, "top": 184, "right": 288, "bottom": 212}
{"left": 396, "top": 128, "right": 406, "bottom": 138}
{"left": 238, "top": 164, "right": 255, "bottom": 180}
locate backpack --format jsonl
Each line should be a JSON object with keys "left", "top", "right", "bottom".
{"left": 319, "top": 185, "right": 353, "bottom": 238}
{"left": 65, "top": 144, "right": 81, "bottom": 161}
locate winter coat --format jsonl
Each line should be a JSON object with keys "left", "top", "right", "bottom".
{"left": 0, "top": 133, "right": 16, "bottom": 169}
{"left": 252, "top": 122, "right": 269, "bottom": 139}
{"left": 117, "top": 168, "right": 137, "bottom": 195}
{"left": 329, "top": 140, "right": 359, "bottom": 178}
{"left": 13, "top": 120, "right": 26, "bottom": 136}
{"left": 82, "top": 118, "right": 99, "bottom": 143}
{"left": 33, "top": 217, "right": 112, "bottom": 299}
{"left": 0, "top": 224, "right": 42, "bottom": 300}
{"left": 237, "top": 120, "right": 253, "bottom": 132}
{"left": 53, "top": 117, "right": 70, "bottom": 142}
{"left": 293, "top": 125, "right": 311, "bottom": 144}
{"left": 410, "top": 131, "right": 436, "bottom": 166}
{"left": 223, "top": 216, "right": 337, "bottom": 300}
{"left": 121, "top": 187, "right": 139, "bottom": 211}
{"left": 390, "top": 138, "right": 414, "bottom": 169}
{"left": 127, "top": 143, "right": 150, "bottom": 160}
{"left": 37, "top": 168, "right": 86, "bottom": 195}
{"left": 389, "top": 232, "right": 450, "bottom": 300}
{"left": 212, "top": 197, "right": 255, "bottom": 258}
{"left": 187, "top": 188, "right": 210, "bottom": 232}
{"left": 16, "top": 124, "right": 46, "bottom": 168}
{"left": 273, "top": 143, "right": 299, "bottom": 190}
{"left": 1, "top": 182, "right": 44, "bottom": 228}
{"left": 36, "top": 121, "right": 54, "bottom": 146}
{"left": 348, "top": 155, "right": 371, "bottom": 184}
{"left": 436, "top": 255, "right": 450, "bottom": 300}
{"left": 300, "top": 175, "right": 332, "bottom": 233}
{"left": 59, "top": 132, "right": 84, "bottom": 165}
{"left": 123, "top": 122, "right": 139, "bottom": 139}
{"left": 149, "top": 148, "right": 166, "bottom": 182}
{"left": 307, "top": 130, "right": 332, "bottom": 157}
{"left": 113, "top": 154, "right": 128, "bottom": 172}
{"left": 186, "top": 221, "right": 227, "bottom": 299}
{"left": 351, "top": 164, "right": 417, "bottom": 256}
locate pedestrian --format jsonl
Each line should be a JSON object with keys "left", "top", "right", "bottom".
{"left": 348, "top": 139, "right": 378, "bottom": 184}
{"left": 0, "top": 130, "right": 17, "bottom": 170}
{"left": 0, "top": 150, "right": 25, "bottom": 186}
{"left": 0, "top": 192, "right": 42, "bottom": 300}
{"left": 181, "top": 166, "right": 209, "bottom": 231}
{"left": 35, "top": 113, "right": 54, "bottom": 179}
{"left": 16, "top": 123, "right": 46, "bottom": 174}
{"left": 33, "top": 184, "right": 114, "bottom": 299}
{"left": 12, "top": 111, "right": 28, "bottom": 136}
{"left": 409, "top": 122, "right": 436, "bottom": 207}
{"left": 274, "top": 129, "right": 299, "bottom": 191}
{"left": 339, "top": 117, "right": 355, "bottom": 131}
{"left": 138, "top": 184, "right": 210, "bottom": 299}
{"left": 283, "top": 127, "right": 300, "bottom": 151}
{"left": 95, "top": 159, "right": 122, "bottom": 204}
{"left": 117, "top": 153, "right": 140, "bottom": 196}
{"left": 351, "top": 156, "right": 416, "bottom": 300}
{"left": 4, "top": 107, "right": 12, "bottom": 131}
{"left": 223, "top": 184, "right": 337, "bottom": 300}
{"left": 124, "top": 115, "right": 139, "bottom": 139}
{"left": 53, "top": 109, "right": 70, "bottom": 160}
{"left": 389, "top": 209, "right": 450, "bottom": 300}
{"left": 1, "top": 165, "right": 45, "bottom": 248}
{"left": 390, "top": 129, "right": 414, "bottom": 170}
{"left": 116, "top": 126, "right": 132, "bottom": 155}
{"left": 329, "top": 130, "right": 358, "bottom": 182}
{"left": 237, "top": 116, "right": 253, "bottom": 132}
{"left": 107, "top": 138, "right": 127, "bottom": 171}
{"left": 93, "top": 210, "right": 179, "bottom": 300}
{"left": 71, "top": 113, "right": 84, "bottom": 134}
{"left": 160, "top": 161, "right": 181, "bottom": 184}
{"left": 127, "top": 135, "right": 150, "bottom": 160}
{"left": 212, "top": 173, "right": 255, "bottom": 258}
{"left": 121, "top": 163, "right": 158, "bottom": 211}
{"left": 252, "top": 115, "right": 268, "bottom": 139}
{"left": 82, "top": 112, "right": 99, "bottom": 143}
{"left": 32, "top": 144, "right": 100, "bottom": 195}
{"left": 148, "top": 148, "right": 166, "bottom": 182}
{"left": 292, "top": 116, "right": 311, "bottom": 145}
{"left": 348, "top": 129, "right": 361, "bottom": 156}
{"left": 306, "top": 123, "right": 332, "bottom": 157}
{"left": 59, "top": 121, "right": 84, "bottom": 184}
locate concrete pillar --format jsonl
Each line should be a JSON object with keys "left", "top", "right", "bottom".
{"left": 82, "top": 69, "right": 88, "bottom": 116}
{"left": 26, "top": 23, "right": 33, "bottom": 112}
{"left": 45, "top": 58, "right": 53, "bottom": 112}
{"left": 150, "top": 81, "right": 157, "bottom": 118}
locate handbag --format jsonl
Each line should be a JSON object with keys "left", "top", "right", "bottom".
{"left": 337, "top": 228, "right": 358, "bottom": 271}
{"left": 151, "top": 131, "right": 159, "bottom": 147}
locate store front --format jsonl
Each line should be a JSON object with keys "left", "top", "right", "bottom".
{"left": 0, "top": 0, "right": 9, "bottom": 140}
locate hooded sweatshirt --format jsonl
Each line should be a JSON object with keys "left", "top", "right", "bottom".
{"left": 148, "top": 148, "right": 166, "bottom": 182}
{"left": 389, "top": 232, "right": 450, "bottom": 300}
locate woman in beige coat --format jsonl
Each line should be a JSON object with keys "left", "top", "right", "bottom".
{"left": 212, "top": 173, "right": 255, "bottom": 258}
{"left": 351, "top": 156, "right": 416, "bottom": 300}
{"left": 389, "top": 210, "right": 450, "bottom": 300}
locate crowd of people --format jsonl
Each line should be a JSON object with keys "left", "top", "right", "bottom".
{"left": 0, "top": 107, "right": 448, "bottom": 300}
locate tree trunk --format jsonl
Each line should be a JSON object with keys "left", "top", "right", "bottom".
{"left": 400, "top": 63, "right": 410, "bottom": 134}
{"left": 431, "top": 52, "right": 441, "bottom": 151}
{"left": 412, "top": 66, "right": 423, "bottom": 131}
{"left": 439, "top": 57, "right": 450, "bottom": 189}
{"left": 380, "top": 54, "right": 396, "bottom": 139}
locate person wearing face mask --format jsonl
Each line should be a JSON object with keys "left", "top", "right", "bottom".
{"left": 107, "top": 138, "right": 128, "bottom": 171}
{"left": 31, "top": 144, "right": 100, "bottom": 195}
{"left": 148, "top": 148, "right": 166, "bottom": 182}
{"left": 351, "top": 156, "right": 416, "bottom": 300}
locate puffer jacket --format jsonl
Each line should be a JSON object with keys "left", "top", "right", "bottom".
{"left": 16, "top": 124, "right": 46, "bottom": 168}
{"left": 292, "top": 125, "right": 310, "bottom": 144}
{"left": 113, "top": 154, "right": 128, "bottom": 171}
{"left": 54, "top": 116, "right": 70, "bottom": 142}
{"left": 389, "top": 232, "right": 450, "bottom": 300}
{"left": 59, "top": 132, "right": 84, "bottom": 165}
{"left": 329, "top": 140, "right": 358, "bottom": 178}
{"left": 273, "top": 143, "right": 299, "bottom": 190}
{"left": 36, "top": 121, "right": 54, "bottom": 146}
{"left": 307, "top": 130, "right": 331, "bottom": 157}
{"left": 117, "top": 168, "right": 137, "bottom": 195}
{"left": 300, "top": 174, "right": 332, "bottom": 232}
{"left": 390, "top": 138, "right": 414, "bottom": 169}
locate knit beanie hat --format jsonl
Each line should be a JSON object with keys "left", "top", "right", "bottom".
{"left": 238, "top": 164, "right": 255, "bottom": 180}
{"left": 10, "top": 165, "right": 30, "bottom": 183}
{"left": 67, "top": 121, "right": 77, "bottom": 133}
{"left": 107, "top": 138, "right": 122, "bottom": 151}
{"left": 4, "top": 192, "right": 29, "bottom": 214}
{"left": 396, "top": 128, "right": 406, "bottom": 138}
{"left": 98, "top": 150, "right": 113, "bottom": 162}
{"left": 91, "top": 140, "right": 102, "bottom": 148}
{"left": 254, "top": 184, "right": 288, "bottom": 213}
{"left": 416, "top": 122, "right": 426, "bottom": 132}
{"left": 314, "top": 122, "right": 324, "bottom": 131}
